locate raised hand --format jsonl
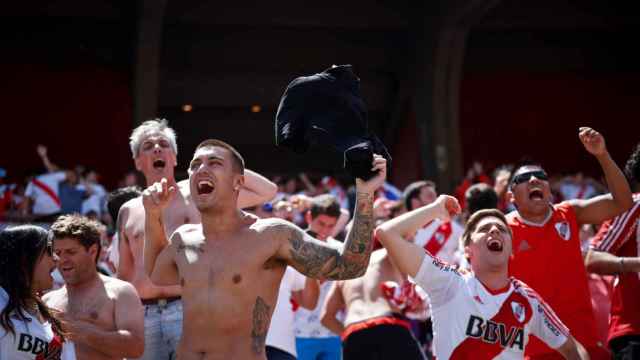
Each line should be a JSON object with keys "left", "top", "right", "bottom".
{"left": 579, "top": 127, "right": 606, "bottom": 156}
{"left": 36, "top": 144, "right": 47, "bottom": 158}
{"left": 355, "top": 154, "right": 387, "bottom": 194}
{"left": 142, "top": 178, "right": 176, "bottom": 216}
{"left": 433, "top": 195, "right": 461, "bottom": 221}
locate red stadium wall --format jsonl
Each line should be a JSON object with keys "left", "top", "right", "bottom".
{"left": 459, "top": 72, "right": 640, "bottom": 178}
{"left": 1, "top": 64, "right": 132, "bottom": 188}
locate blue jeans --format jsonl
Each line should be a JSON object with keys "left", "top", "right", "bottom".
{"left": 296, "top": 337, "right": 342, "bottom": 360}
{"left": 134, "top": 299, "right": 183, "bottom": 360}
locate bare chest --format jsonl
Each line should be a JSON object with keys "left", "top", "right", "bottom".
{"left": 58, "top": 291, "right": 116, "bottom": 329}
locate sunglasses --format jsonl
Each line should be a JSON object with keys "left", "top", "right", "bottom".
{"left": 511, "top": 170, "right": 548, "bottom": 186}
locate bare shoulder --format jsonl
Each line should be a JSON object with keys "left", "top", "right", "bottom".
{"left": 118, "top": 196, "right": 143, "bottom": 226}
{"left": 121, "top": 196, "right": 143, "bottom": 212}
{"left": 249, "top": 216, "right": 299, "bottom": 240}
{"left": 100, "top": 274, "right": 139, "bottom": 298}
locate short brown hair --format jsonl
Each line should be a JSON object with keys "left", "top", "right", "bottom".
{"left": 460, "top": 209, "right": 512, "bottom": 249}
{"left": 402, "top": 180, "right": 436, "bottom": 211}
{"left": 310, "top": 194, "right": 341, "bottom": 220}
{"left": 195, "top": 139, "right": 245, "bottom": 174}
{"left": 51, "top": 214, "right": 102, "bottom": 263}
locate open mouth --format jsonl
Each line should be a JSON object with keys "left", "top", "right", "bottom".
{"left": 487, "top": 239, "right": 503, "bottom": 252}
{"left": 153, "top": 159, "right": 166, "bottom": 169}
{"left": 197, "top": 180, "right": 215, "bottom": 195}
{"left": 528, "top": 189, "right": 544, "bottom": 201}
{"left": 61, "top": 266, "right": 74, "bottom": 273}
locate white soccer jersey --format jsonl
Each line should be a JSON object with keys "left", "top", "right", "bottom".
{"left": 413, "top": 252, "right": 569, "bottom": 359}
{"left": 0, "top": 287, "right": 75, "bottom": 360}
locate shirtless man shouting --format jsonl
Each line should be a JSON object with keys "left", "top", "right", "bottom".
{"left": 117, "top": 120, "right": 277, "bottom": 359}
{"left": 144, "top": 139, "right": 385, "bottom": 359}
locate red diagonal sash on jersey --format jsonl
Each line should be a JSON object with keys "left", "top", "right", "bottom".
{"left": 424, "top": 221, "right": 452, "bottom": 256}
{"left": 450, "top": 290, "right": 533, "bottom": 359}
{"left": 31, "top": 178, "right": 61, "bottom": 207}
{"left": 35, "top": 333, "right": 63, "bottom": 360}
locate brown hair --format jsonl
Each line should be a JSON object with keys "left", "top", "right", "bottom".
{"left": 195, "top": 139, "right": 245, "bottom": 175}
{"left": 402, "top": 180, "right": 436, "bottom": 211}
{"left": 51, "top": 214, "right": 102, "bottom": 263}
{"left": 460, "top": 209, "right": 512, "bottom": 249}
{"left": 309, "top": 194, "right": 341, "bottom": 220}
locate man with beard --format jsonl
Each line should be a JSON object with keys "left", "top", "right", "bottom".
{"left": 117, "top": 119, "right": 277, "bottom": 359}
{"left": 506, "top": 127, "right": 633, "bottom": 359}
{"left": 143, "top": 139, "right": 385, "bottom": 359}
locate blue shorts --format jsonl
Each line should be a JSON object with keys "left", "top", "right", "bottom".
{"left": 296, "top": 337, "right": 342, "bottom": 360}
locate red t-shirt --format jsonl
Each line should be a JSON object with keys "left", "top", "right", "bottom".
{"left": 590, "top": 193, "right": 640, "bottom": 343}
{"left": 507, "top": 203, "right": 598, "bottom": 357}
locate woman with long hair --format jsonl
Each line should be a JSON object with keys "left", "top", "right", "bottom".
{"left": 0, "top": 225, "right": 75, "bottom": 359}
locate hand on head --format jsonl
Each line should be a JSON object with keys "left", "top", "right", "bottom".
{"left": 142, "top": 177, "right": 176, "bottom": 215}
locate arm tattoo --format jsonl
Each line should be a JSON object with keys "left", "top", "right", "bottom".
{"left": 250, "top": 296, "right": 270, "bottom": 355}
{"left": 287, "top": 191, "right": 375, "bottom": 280}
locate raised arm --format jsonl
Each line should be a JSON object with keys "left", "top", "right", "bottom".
{"left": 36, "top": 144, "right": 60, "bottom": 173}
{"left": 237, "top": 169, "right": 278, "bottom": 209}
{"left": 569, "top": 127, "right": 633, "bottom": 224}
{"left": 375, "top": 195, "right": 460, "bottom": 277}
{"left": 275, "top": 155, "right": 386, "bottom": 280}
{"left": 142, "top": 178, "right": 176, "bottom": 275}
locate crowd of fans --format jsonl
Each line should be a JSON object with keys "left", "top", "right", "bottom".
{"left": 1, "top": 119, "right": 639, "bottom": 360}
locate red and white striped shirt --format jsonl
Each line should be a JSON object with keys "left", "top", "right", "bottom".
{"left": 590, "top": 193, "right": 640, "bottom": 343}
{"left": 413, "top": 252, "right": 569, "bottom": 359}
{"left": 413, "top": 219, "right": 464, "bottom": 264}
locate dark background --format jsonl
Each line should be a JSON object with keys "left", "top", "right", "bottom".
{"left": 2, "top": 1, "right": 639, "bottom": 190}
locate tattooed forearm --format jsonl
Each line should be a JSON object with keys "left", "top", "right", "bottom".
{"left": 250, "top": 296, "right": 270, "bottom": 355}
{"left": 286, "top": 191, "right": 375, "bottom": 280}
{"left": 337, "top": 191, "right": 375, "bottom": 276}
{"left": 345, "top": 192, "right": 375, "bottom": 255}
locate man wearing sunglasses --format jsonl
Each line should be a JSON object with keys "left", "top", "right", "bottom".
{"left": 506, "top": 127, "right": 633, "bottom": 359}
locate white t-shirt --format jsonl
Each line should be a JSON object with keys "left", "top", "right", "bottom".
{"left": 79, "top": 183, "right": 106, "bottom": 216}
{"left": 413, "top": 252, "right": 569, "bottom": 359}
{"left": 266, "top": 267, "right": 306, "bottom": 356}
{"left": 25, "top": 172, "right": 66, "bottom": 216}
{"left": 294, "top": 280, "right": 342, "bottom": 339}
{"left": 0, "top": 287, "right": 75, "bottom": 360}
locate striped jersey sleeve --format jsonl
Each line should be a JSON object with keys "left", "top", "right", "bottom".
{"left": 514, "top": 280, "right": 570, "bottom": 349}
{"left": 590, "top": 194, "right": 640, "bottom": 254}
